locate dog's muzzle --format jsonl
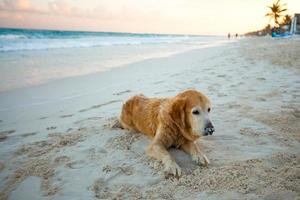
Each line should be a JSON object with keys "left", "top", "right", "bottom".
{"left": 204, "top": 121, "right": 214, "bottom": 136}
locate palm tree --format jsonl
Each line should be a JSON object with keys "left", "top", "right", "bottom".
{"left": 265, "top": 0, "right": 287, "bottom": 27}
{"left": 281, "top": 14, "right": 292, "bottom": 25}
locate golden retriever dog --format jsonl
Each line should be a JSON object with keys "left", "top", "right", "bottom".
{"left": 120, "top": 89, "right": 214, "bottom": 177}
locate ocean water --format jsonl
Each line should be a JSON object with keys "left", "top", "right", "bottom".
{"left": 0, "top": 28, "right": 226, "bottom": 91}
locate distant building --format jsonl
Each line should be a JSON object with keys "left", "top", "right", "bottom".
{"left": 290, "top": 13, "right": 300, "bottom": 34}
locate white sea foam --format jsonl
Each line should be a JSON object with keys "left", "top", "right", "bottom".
{"left": 0, "top": 29, "right": 227, "bottom": 92}
{"left": 0, "top": 35, "right": 220, "bottom": 52}
{"left": 0, "top": 34, "right": 28, "bottom": 40}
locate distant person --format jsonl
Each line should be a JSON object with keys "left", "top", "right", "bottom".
{"left": 227, "top": 33, "right": 231, "bottom": 39}
{"left": 271, "top": 27, "right": 276, "bottom": 37}
{"left": 235, "top": 33, "right": 238, "bottom": 38}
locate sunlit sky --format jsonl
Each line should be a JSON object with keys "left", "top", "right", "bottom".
{"left": 0, "top": 0, "right": 299, "bottom": 35}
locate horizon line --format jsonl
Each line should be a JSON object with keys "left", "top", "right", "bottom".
{"left": 0, "top": 26, "right": 224, "bottom": 37}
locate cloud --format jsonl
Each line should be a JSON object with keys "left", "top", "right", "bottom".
{"left": 0, "top": 0, "right": 164, "bottom": 20}
{"left": 0, "top": 0, "right": 33, "bottom": 11}
{"left": 48, "top": 2, "right": 120, "bottom": 20}
{"left": 0, "top": 0, "right": 89, "bottom": 17}
{"left": 48, "top": 1, "right": 71, "bottom": 15}
{"left": 1, "top": 0, "right": 239, "bottom": 35}
{"left": 47, "top": 1, "right": 89, "bottom": 17}
{"left": 0, "top": 0, "right": 197, "bottom": 34}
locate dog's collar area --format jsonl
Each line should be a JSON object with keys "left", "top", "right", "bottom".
{"left": 182, "top": 131, "right": 200, "bottom": 141}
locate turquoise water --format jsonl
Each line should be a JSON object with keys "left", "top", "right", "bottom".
{"left": 0, "top": 28, "right": 219, "bottom": 52}
{"left": 0, "top": 27, "right": 202, "bottom": 39}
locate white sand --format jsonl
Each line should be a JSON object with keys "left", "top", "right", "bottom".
{"left": 0, "top": 37, "right": 299, "bottom": 199}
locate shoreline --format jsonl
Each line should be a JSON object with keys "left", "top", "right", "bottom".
{"left": 0, "top": 35, "right": 227, "bottom": 93}
{"left": 0, "top": 40, "right": 230, "bottom": 94}
{"left": 0, "top": 41, "right": 232, "bottom": 109}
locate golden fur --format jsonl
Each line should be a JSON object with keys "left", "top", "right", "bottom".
{"left": 120, "top": 89, "right": 212, "bottom": 177}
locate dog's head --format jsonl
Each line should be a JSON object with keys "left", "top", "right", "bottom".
{"left": 166, "top": 89, "right": 214, "bottom": 141}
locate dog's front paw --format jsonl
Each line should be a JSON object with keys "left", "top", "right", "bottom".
{"left": 164, "top": 160, "right": 182, "bottom": 178}
{"left": 192, "top": 154, "right": 210, "bottom": 167}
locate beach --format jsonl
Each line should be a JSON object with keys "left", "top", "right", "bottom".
{"left": 0, "top": 36, "right": 300, "bottom": 200}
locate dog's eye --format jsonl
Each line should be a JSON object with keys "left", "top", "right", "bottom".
{"left": 192, "top": 110, "right": 200, "bottom": 115}
{"left": 208, "top": 108, "right": 211, "bottom": 113}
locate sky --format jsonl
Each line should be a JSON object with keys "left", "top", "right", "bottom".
{"left": 0, "top": 0, "right": 299, "bottom": 35}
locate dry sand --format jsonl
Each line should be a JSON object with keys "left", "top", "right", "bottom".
{"left": 0, "top": 37, "right": 299, "bottom": 200}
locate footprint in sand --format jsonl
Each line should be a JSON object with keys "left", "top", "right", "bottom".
{"left": 292, "top": 94, "right": 300, "bottom": 99}
{"left": 117, "top": 165, "right": 134, "bottom": 176}
{"left": 217, "top": 74, "right": 227, "bottom": 78}
{"left": 217, "top": 93, "right": 227, "bottom": 97}
{"left": 46, "top": 126, "right": 57, "bottom": 130}
{"left": 21, "top": 132, "right": 38, "bottom": 137}
{"left": 227, "top": 102, "right": 242, "bottom": 109}
{"left": 66, "top": 128, "right": 73, "bottom": 132}
{"left": 54, "top": 156, "right": 71, "bottom": 165}
{"left": 74, "top": 117, "right": 103, "bottom": 127}
{"left": 113, "top": 90, "right": 132, "bottom": 96}
{"left": 91, "top": 178, "right": 142, "bottom": 199}
{"left": 66, "top": 160, "right": 86, "bottom": 169}
{"left": 256, "top": 77, "right": 266, "bottom": 81}
{"left": 207, "top": 85, "right": 216, "bottom": 92}
{"left": 102, "top": 164, "right": 134, "bottom": 175}
{"left": 102, "top": 165, "right": 113, "bottom": 173}
{"left": 0, "top": 134, "right": 7, "bottom": 142}
{"left": 79, "top": 100, "right": 121, "bottom": 113}
{"left": 105, "top": 132, "right": 141, "bottom": 151}
{"left": 0, "top": 129, "right": 16, "bottom": 142}
{"left": 97, "top": 147, "right": 107, "bottom": 154}
{"left": 165, "top": 89, "right": 175, "bottom": 93}
{"left": 0, "top": 129, "right": 15, "bottom": 134}
{"left": 248, "top": 89, "right": 256, "bottom": 92}
{"left": 60, "top": 114, "right": 74, "bottom": 118}
{"left": 91, "top": 164, "right": 136, "bottom": 198}
{"left": 154, "top": 90, "right": 175, "bottom": 95}
{"left": 0, "top": 162, "right": 4, "bottom": 171}
{"left": 239, "top": 128, "right": 262, "bottom": 137}
{"left": 91, "top": 178, "right": 112, "bottom": 199}
{"left": 291, "top": 108, "right": 300, "bottom": 118}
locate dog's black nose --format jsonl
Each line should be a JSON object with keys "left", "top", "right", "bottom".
{"left": 204, "top": 122, "right": 215, "bottom": 135}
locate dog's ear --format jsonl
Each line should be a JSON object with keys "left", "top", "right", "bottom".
{"left": 166, "top": 97, "right": 199, "bottom": 141}
{"left": 169, "top": 97, "right": 187, "bottom": 130}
